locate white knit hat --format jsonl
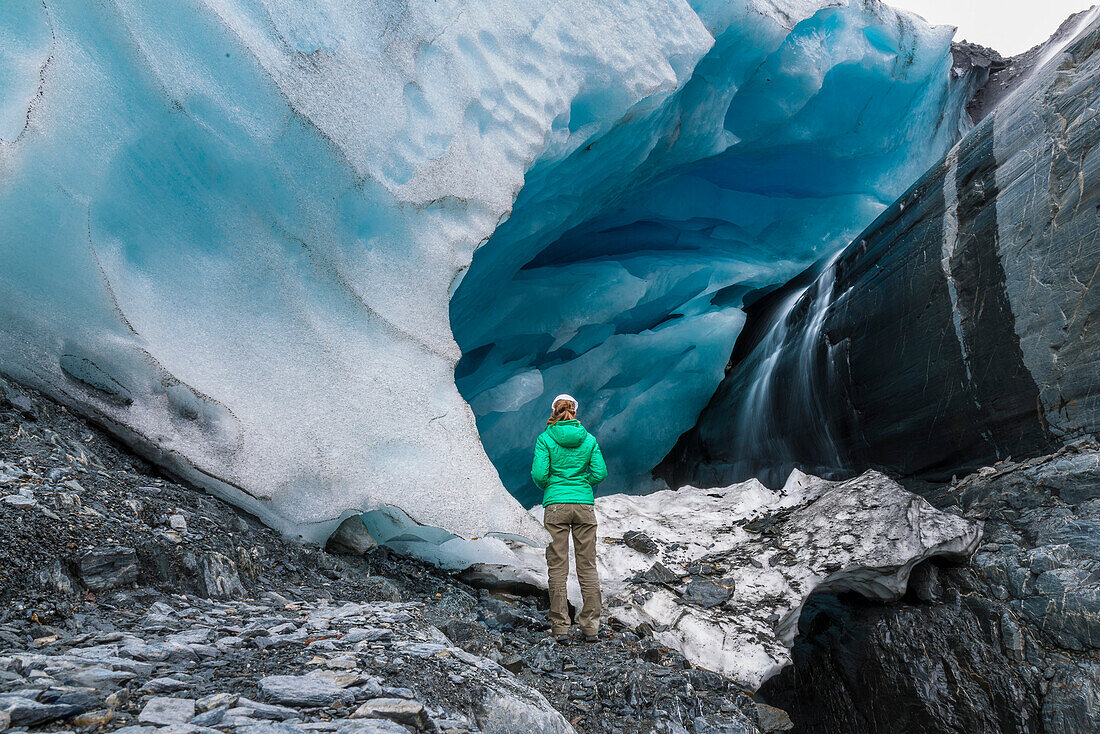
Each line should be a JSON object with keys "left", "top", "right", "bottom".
{"left": 551, "top": 393, "right": 579, "bottom": 411}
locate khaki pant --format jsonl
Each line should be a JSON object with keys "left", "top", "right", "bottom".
{"left": 543, "top": 502, "right": 601, "bottom": 635}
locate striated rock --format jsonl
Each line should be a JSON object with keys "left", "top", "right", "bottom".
{"left": 40, "top": 559, "right": 76, "bottom": 596}
{"left": 195, "top": 693, "right": 238, "bottom": 713}
{"left": 350, "top": 698, "right": 429, "bottom": 729}
{"left": 622, "top": 531, "right": 659, "bottom": 556}
{"left": 78, "top": 546, "right": 139, "bottom": 590}
{"left": 760, "top": 586, "right": 1043, "bottom": 734}
{"left": 682, "top": 578, "right": 735, "bottom": 608}
{"left": 0, "top": 697, "right": 83, "bottom": 727}
{"left": 199, "top": 553, "right": 247, "bottom": 600}
{"left": 472, "top": 687, "right": 575, "bottom": 734}
{"left": 1042, "top": 664, "right": 1100, "bottom": 733}
{"left": 641, "top": 562, "right": 680, "bottom": 585}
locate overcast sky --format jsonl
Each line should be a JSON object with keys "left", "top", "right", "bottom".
{"left": 890, "top": 0, "right": 1096, "bottom": 55}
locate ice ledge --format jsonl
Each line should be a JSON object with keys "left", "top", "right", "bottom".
{"left": 381, "top": 469, "right": 982, "bottom": 690}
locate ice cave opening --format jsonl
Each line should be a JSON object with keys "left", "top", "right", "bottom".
{"left": 449, "top": 0, "right": 979, "bottom": 505}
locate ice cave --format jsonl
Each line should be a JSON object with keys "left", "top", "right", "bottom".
{"left": 2, "top": 0, "right": 1100, "bottom": 731}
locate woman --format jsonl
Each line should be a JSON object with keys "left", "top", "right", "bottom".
{"left": 531, "top": 394, "right": 607, "bottom": 643}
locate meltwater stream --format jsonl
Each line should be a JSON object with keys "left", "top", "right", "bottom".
{"left": 723, "top": 252, "right": 849, "bottom": 485}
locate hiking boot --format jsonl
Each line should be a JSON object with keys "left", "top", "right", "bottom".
{"left": 583, "top": 632, "right": 598, "bottom": 643}
{"left": 554, "top": 632, "right": 572, "bottom": 645}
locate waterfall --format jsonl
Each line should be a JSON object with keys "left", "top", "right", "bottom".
{"left": 724, "top": 250, "right": 847, "bottom": 485}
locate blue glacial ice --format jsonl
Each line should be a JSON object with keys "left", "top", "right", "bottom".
{"left": 0, "top": 0, "right": 978, "bottom": 540}
{"left": 451, "top": 0, "right": 979, "bottom": 504}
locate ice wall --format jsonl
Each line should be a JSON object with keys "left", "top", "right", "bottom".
{"left": 0, "top": 0, "right": 717, "bottom": 542}
{"left": 0, "top": 0, "right": 980, "bottom": 538}
{"left": 451, "top": 0, "right": 978, "bottom": 503}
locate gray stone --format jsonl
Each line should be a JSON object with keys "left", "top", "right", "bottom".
{"left": 1042, "top": 665, "right": 1100, "bottom": 734}
{"left": 138, "top": 697, "right": 197, "bottom": 726}
{"left": 237, "top": 723, "right": 307, "bottom": 734}
{"left": 350, "top": 698, "right": 430, "bottom": 729}
{"left": 756, "top": 703, "right": 794, "bottom": 732}
{"left": 472, "top": 688, "right": 574, "bottom": 734}
{"left": 622, "top": 530, "right": 659, "bottom": 556}
{"left": 77, "top": 546, "right": 139, "bottom": 590}
{"left": 0, "top": 380, "right": 36, "bottom": 419}
{"left": 144, "top": 677, "right": 191, "bottom": 693}
{"left": 66, "top": 666, "right": 136, "bottom": 689}
{"left": 199, "top": 553, "right": 248, "bottom": 600}
{"left": 1, "top": 697, "right": 82, "bottom": 726}
{"left": 326, "top": 516, "right": 377, "bottom": 555}
{"left": 642, "top": 562, "right": 679, "bottom": 585}
{"left": 682, "top": 578, "right": 734, "bottom": 608}
{"left": 40, "top": 560, "right": 76, "bottom": 596}
{"left": 1000, "top": 610, "right": 1025, "bottom": 660}
{"left": 196, "top": 692, "right": 238, "bottom": 713}
{"left": 190, "top": 707, "right": 227, "bottom": 727}
{"left": 258, "top": 676, "right": 354, "bottom": 708}
{"left": 335, "top": 720, "right": 407, "bottom": 734}
{"left": 232, "top": 698, "right": 301, "bottom": 721}
{"left": 1017, "top": 588, "right": 1100, "bottom": 651}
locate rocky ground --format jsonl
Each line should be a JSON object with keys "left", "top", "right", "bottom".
{"left": 0, "top": 377, "right": 773, "bottom": 734}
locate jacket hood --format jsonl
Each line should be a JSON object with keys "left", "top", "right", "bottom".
{"left": 547, "top": 419, "right": 588, "bottom": 449}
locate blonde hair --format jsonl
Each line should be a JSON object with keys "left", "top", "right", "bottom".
{"left": 547, "top": 398, "right": 577, "bottom": 426}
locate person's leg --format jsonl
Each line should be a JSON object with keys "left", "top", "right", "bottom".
{"left": 570, "top": 504, "right": 602, "bottom": 636}
{"left": 543, "top": 504, "right": 573, "bottom": 635}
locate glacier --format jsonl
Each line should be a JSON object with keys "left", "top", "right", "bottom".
{"left": 1, "top": 0, "right": 982, "bottom": 540}
{"left": 450, "top": 0, "right": 981, "bottom": 503}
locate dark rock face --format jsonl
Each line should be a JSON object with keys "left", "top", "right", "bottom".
{"left": 761, "top": 442, "right": 1100, "bottom": 734}
{"left": 760, "top": 584, "right": 1043, "bottom": 734}
{"left": 663, "top": 16, "right": 1100, "bottom": 490}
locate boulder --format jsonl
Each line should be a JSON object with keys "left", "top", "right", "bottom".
{"left": 137, "top": 698, "right": 196, "bottom": 726}
{"left": 350, "top": 698, "right": 430, "bottom": 729}
{"left": 257, "top": 675, "right": 354, "bottom": 708}
{"left": 77, "top": 546, "right": 139, "bottom": 590}
{"left": 199, "top": 553, "right": 247, "bottom": 600}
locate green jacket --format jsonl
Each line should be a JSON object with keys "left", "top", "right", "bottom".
{"left": 531, "top": 419, "right": 607, "bottom": 506}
